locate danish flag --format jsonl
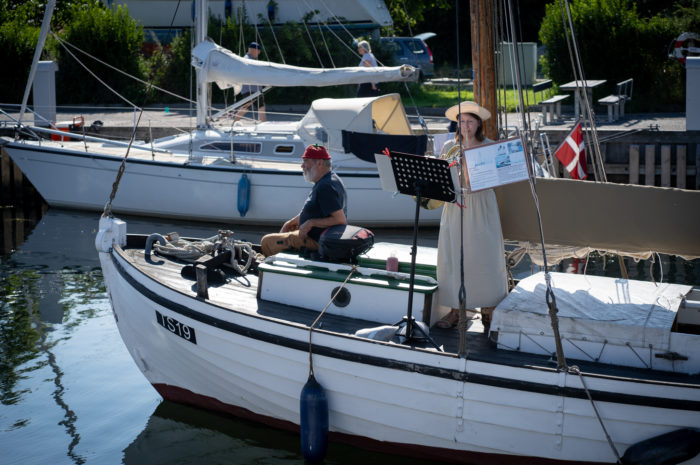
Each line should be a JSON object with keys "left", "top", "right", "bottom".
{"left": 554, "top": 122, "right": 587, "bottom": 180}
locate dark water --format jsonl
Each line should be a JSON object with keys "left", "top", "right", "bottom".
{"left": 1, "top": 205, "right": 698, "bottom": 465}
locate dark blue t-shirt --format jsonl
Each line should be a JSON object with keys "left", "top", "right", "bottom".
{"left": 299, "top": 171, "right": 347, "bottom": 242}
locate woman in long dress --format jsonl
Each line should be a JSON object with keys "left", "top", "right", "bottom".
{"left": 435, "top": 101, "right": 508, "bottom": 329}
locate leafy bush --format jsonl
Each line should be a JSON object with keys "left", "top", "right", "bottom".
{"left": 0, "top": 19, "right": 39, "bottom": 104}
{"left": 539, "top": 0, "right": 688, "bottom": 111}
{"left": 54, "top": 1, "right": 145, "bottom": 105}
{"left": 150, "top": 29, "right": 194, "bottom": 104}
{"left": 0, "top": 0, "right": 95, "bottom": 105}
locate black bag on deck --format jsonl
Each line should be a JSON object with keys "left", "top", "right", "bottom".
{"left": 317, "top": 225, "right": 374, "bottom": 263}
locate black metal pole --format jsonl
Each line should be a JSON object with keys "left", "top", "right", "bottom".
{"left": 405, "top": 183, "right": 422, "bottom": 340}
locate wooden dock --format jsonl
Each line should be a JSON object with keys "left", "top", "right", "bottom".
{"left": 543, "top": 130, "right": 699, "bottom": 189}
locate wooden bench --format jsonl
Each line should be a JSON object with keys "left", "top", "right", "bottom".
{"left": 598, "top": 78, "right": 633, "bottom": 122}
{"left": 533, "top": 79, "right": 553, "bottom": 102}
{"left": 540, "top": 94, "right": 570, "bottom": 124}
{"left": 532, "top": 79, "right": 570, "bottom": 123}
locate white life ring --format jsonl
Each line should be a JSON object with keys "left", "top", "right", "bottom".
{"left": 668, "top": 32, "right": 700, "bottom": 65}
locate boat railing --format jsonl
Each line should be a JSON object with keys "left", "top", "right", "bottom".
{"left": 210, "top": 87, "right": 271, "bottom": 122}
{"left": 20, "top": 125, "right": 172, "bottom": 154}
{"left": 1, "top": 107, "right": 171, "bottom": 154}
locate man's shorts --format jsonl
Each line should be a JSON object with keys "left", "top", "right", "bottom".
{"left": 260, "top": 230, "right": 318, "bottom": 257}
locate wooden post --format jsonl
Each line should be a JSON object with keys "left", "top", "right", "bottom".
{"left": 629, "top": 145, "right": 639, "bottom": 185}
{"left": 470, "top": 0, "right": 497, "bottom": 140}
{"left": 660, "top": 145, "right": 671, "bottom": 187}
{"left": 195, "top": 264, "right": 209, "bottom": 300}
{"left": 13, "top": 159, "right": 23, "bottom": 201}
{"left": 677, "top": 145, "right": 686, "bottom": 189}
{"left": 1, "top": 148, "right": 10, "bottom": 200}
{"left": 1, "top": 208, "right": 11, "bottom": 255}
{"left": 696, "top": 143, "right": 700, "bottom": 190}
{"left": 644, "top": 144, "right": 655, "bottom": 186}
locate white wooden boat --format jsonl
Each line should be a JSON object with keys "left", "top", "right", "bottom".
{"left": 96, "top": 176, "right": 700, "bottom": 463}
{"left": 2, "top": 0, "right": 435, "bottom": 226}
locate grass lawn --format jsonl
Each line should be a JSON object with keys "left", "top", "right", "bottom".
{"left": 402, "top": 85, "right": 541, "bottom": 112}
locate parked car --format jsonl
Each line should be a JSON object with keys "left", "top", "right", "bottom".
{"left": 378, "top": 33, "right": 435, "bottom": 79}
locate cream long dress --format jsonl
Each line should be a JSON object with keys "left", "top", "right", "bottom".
{"left": 436, "top": 138, "right": 508, "bottom": 309}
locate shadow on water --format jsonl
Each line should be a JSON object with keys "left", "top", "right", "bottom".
{"left": 125, "top": 401, "right": 446, "bottom": 465}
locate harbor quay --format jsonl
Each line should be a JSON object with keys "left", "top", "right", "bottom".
{"left": 1, "top": 103, "right": 698, "bottom": 193}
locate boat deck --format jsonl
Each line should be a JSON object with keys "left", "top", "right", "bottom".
{"left": 118, "top": 238, "right": 700, "bottom": 388}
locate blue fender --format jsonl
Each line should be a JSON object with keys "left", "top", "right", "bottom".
{"left": 237, "top": 173, "right": 251, "bottom": 217}
{"left": 299, "top": 374, "right": 329, "bottom": 462}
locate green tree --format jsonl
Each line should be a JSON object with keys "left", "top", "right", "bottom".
{"left": 539, "top": 0, "right": 688, "bottom": 111}
{"left": 384, "top": 0, "right": 450, "bottom": 36}
{"left": 54, "top": 1, "right": 146, "bottom": 105}
{"left": 0, "top": 0, "right": 97, "bottom": 104}
{"left": 0, "top": 18, "right": 39, "bottom": 104}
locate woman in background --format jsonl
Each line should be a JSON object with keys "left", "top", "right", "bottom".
{"left": 356, "top": 40, "right": 379, "bottom": 97}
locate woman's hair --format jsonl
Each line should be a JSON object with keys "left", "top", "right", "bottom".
{"left": 455, "top": 112, "right": 484, "bottom": 142}
{"left": 357, "top": 40, "right": 371, "bottom": 53}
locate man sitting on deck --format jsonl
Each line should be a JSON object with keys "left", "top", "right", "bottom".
{"left": 261, "top": 145, "right": 347, "bottom": 256}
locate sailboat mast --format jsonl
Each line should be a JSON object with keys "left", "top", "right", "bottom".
{"left": 470, "top": 0, "right": 497, "bottom": 139}
{"left": 194, "top": 0, "right": 209, "bottom": 129}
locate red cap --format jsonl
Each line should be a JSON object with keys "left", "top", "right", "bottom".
{"left": 302, "top": 145, "right": 331, "bottom": 160}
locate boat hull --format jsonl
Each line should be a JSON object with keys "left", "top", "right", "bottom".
{"left": 99, "top": 243, "right": 700, "bottom": 465}
{"left": 3, "top": 141, "right": 441, "bottom": 226}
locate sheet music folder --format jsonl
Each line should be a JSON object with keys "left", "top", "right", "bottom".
{"left": 374, "top": 151, "right": 459, "bottom": 203}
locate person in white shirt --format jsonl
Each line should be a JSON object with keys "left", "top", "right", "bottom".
{"left": 356, "top": 40, "right": 379, "bottom": 97}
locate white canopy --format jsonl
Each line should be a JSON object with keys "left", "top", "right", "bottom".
{"left": 192, "top": 40, "right": 416, "bottom": 91}
{"left": 297, "top": 94, "right": 413, "bottom": 151}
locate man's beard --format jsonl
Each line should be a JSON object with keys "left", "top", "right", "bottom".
{"left": 303, "top": 165, "right": 316, "bottom": 183}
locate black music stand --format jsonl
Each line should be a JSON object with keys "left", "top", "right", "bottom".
{"left": 377, "top": 151, "right": 459, "bottom": 349}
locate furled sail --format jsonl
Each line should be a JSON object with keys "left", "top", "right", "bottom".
{"left": 192, "top": 39, "right": 417, "bottom": 91}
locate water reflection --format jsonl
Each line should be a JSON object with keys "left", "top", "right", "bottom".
{"left": 125, "top": 401, "right": 442, "bottom": 465}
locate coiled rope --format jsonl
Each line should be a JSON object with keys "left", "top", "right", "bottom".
{"left": 146, "top": 230, "right": 256, "bottom": 276}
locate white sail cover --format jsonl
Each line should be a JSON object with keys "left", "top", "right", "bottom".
{"left": 192, "top": 39, "right": 417, "bottom": 90}
{"left": 493, "top": 272, "right": 691, "bottom": 351}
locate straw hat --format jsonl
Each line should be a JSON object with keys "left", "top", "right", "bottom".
{"left": 445, "top": 101, "right": 491, "bottom": 122}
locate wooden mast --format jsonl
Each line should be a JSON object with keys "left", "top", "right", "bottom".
{"left": 470, "top": 0, "right": 497, "bottom": 139}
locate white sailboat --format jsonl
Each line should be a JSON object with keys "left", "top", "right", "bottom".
{"left": 2, "top": 0, "right": 440, "bottom": 226}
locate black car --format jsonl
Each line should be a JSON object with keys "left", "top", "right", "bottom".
{"left": 379, "top": 33, "right": 435, "bottom": 79}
